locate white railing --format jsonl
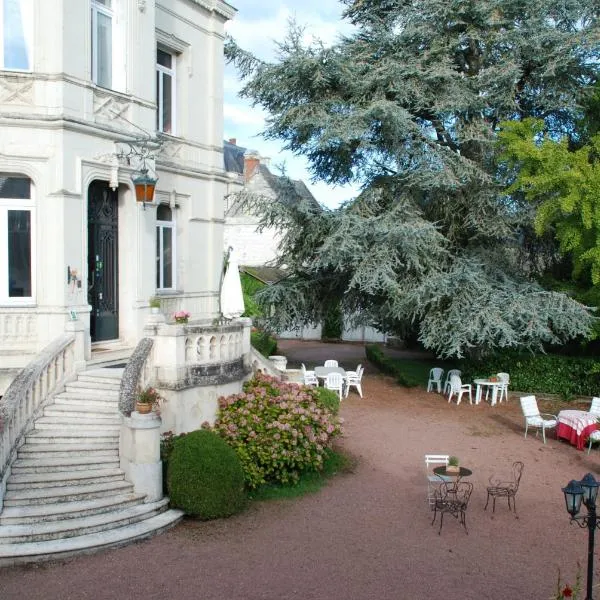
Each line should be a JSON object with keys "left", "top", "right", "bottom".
{"left": 184, "top": 329, "right": 244, "bottom": 365}
{"left": 0, "top": 334, "right": 76, "bottom": 509}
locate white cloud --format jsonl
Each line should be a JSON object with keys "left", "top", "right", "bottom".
{"left": 223, "top": 103, "right": 266, "bottom": 127}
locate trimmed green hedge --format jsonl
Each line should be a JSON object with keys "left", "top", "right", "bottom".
{"left": 167, "top": 429, "right": 247, "bottom": 519}
{"left": 366, "top": 344, "right": 600, "bottom": 400}
{"left": 366, "top": 344, "right": 420, "bottom": 387}
{"left": 251, "top": 330, "right": 277, "bottom": 357}
{"left": 458, "top": 353, "right": 600, "bottom": 400}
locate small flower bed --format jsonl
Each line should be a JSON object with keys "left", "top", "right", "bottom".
{"left": 214, "top": 373, "right": 343, "bottom": 488}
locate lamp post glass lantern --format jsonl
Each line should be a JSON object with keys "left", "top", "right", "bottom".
{"left": 562, "top": 473, "right": 600, "bottom": 600}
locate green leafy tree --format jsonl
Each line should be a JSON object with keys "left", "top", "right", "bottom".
{"left": 226, "top": 0, "right": 599, "bottom": 357}
{"left": 498, "top": 93, "right": 600, "bottom": 285}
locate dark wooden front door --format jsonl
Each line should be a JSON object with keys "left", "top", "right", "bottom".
{"left": 87, "top": 181, "right": 119, "bottom": 342}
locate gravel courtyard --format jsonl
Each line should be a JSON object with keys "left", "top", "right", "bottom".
{"left": 0, "top": 342, "right": 597, "bottom": 600}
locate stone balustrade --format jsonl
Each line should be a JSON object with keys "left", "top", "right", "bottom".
{"left": 142, "top": 316, "right": 252, "bottom": 434}
{"left": 0, "top": 320, "right": 86, "bottom": 510}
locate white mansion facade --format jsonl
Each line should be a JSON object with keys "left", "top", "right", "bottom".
{"left": 0, "top": 0, "right": 236, "bottom": 393}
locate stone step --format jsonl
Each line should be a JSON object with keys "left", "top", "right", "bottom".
{"left": 44, "top": 405, "right": 118, "bottom": 419}
{"left": 0, "top": 499, "right": 170, "bottom": 543}
{"left": 72, "top": 369, "right": 122, "bottom": 389}
{"left": 11, "top": 456, "right": 120, "bottom": 474}
{"left": 25, "top": 431, "right": 119, "bottom": 445}
{"left": 17, "top": 443, "right": 118, "bottom": 458}
{"left": 7, "top": 468, "right": 125, "bottom": 490}
{"left": 80, "top": 367, "right": 125, "bottom": 380}
{"left": 64, "top": 383, "right": 119, "bottom": 397}
{"left": 0, "top": 493, "right": 146, "bottom": 525}
{"left": 0, "top": 509, "right": 183, "bottom": 566}
{"left": 34, "top": 418, "right": 121, "bottom": 430}
{"left": 3, "top": 480, "right": 133, "bottom": 506}
{"left": 54, "top": 394, "right": 119, "bottom": 407}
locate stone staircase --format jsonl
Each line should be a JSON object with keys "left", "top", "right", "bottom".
{"left": 0, "top": 368, "right": 183, "bottom": 566}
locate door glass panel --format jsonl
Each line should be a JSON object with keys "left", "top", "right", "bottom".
{"left": 8, "top": 209, "right": 31, "bottom": 297}
{"left": 3, "top": 0, "right": 30, "bottom": 70}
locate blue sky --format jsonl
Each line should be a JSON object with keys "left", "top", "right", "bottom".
{"left": 224, "top": 1, "right": 357, "bottom": 208}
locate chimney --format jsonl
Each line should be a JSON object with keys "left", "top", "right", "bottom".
{"left": 243, "top": 150, "right": 260, "bottom": 182}
{"left": 228, "top": 138, "right": 237, "bottom": 145}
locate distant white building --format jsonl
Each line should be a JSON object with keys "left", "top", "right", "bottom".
{"left": 222, "top": 140, "right": 386, "bottom": 344}
{"left": 0, "top": 0, "right": 236, "bottom": 393}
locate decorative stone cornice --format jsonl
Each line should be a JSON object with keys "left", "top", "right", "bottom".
{"left": 186, "top": 0, "right": 237, "bottom": 20}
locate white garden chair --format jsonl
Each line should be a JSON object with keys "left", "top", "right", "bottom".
{"left": 344, "top": 364, "right": 364, "bottom": 398}
{"left": 496, "top": 372, "right": 510, "bottom": 403}
{"left": 325, "top": 372, "right": 344, "bottom": 400}
{"left": 425, "top": 454, "right": 453, "bottom": 509}
{"left": 589, "top": 397, "right": 600, "bottom": 416}
{"left": 301, "top": 363, "right": 318, "bottom": 387}
{"left": 588, "top": 430, "right": 600, "bottom": 454}
{"left": 520, "top": 395, "right": 557, "bottom": 444}
{"left": 447, "top": 375, "right": 472, "bottom": 405}
{"left": 443, "top": 369, "right": 461, "bottom": 396}
{"left": 427, "top": 368, "right": 444, "bottom": 393}
{"left": 324, "top": 359, "right": 338, "bottom": 368}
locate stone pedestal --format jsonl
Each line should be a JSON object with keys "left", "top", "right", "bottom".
{"left": 120, "top": 411, "right": 163, "bottom": 502}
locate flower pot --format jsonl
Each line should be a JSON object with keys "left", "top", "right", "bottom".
{"left": 175, "top": 318, "right": 188, "bottom": 324}
{"left": 151, "top": 307, "right": 160, "bottom": 314}
{"left": 446, "top": 465, "right": 460, "bottom": 474}
{"left": 136, "top": 401, "right": 153, "bottom": 414}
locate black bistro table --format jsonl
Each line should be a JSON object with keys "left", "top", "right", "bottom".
{"left": 433, "top": 466, "right": 473, "bottom": 491}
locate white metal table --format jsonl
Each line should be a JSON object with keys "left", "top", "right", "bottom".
{"left": 473, "top": 379, "right": 505, "bottom": 406}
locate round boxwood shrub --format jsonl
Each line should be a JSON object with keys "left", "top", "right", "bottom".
{"left": 167, "top": 429, "right": 247, "bottom": 519}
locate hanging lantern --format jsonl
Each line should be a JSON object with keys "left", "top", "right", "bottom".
{"left": 132, "top": 168, "right": 158, "bottom": 203}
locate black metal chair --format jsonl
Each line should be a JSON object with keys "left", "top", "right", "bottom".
{"left": 484, "top": 461, "right": 524, "bottom": 513}
{"left": 431, "top": 480, "right": 473, "bottom": 535}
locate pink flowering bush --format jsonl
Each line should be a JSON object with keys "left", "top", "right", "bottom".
{"left": 214, "top": 373, "right": 343, "bottom": 488}
{"left": 173, "top": 310, "right": 190, "bottom": 323}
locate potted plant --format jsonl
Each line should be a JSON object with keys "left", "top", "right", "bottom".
{"left": 136, "top": 385, "right": 163, "bottom": 414}
{"left": 173, "top": 310, "right": 191, "bottom": 324}
{"left": 149, "top": 296, "right": 161, "bottom": 313}
{"left": 447, "top": 456, "right": 460, "bottom": 473}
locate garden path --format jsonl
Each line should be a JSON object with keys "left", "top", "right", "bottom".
{"left": 0, "top": 342, "right": 596, "bottom": 599}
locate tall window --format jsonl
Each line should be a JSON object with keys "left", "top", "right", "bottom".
{"left": 156, "top": 204, "right": 174, "bottom": 290}
{"left": 0, "top": 0, "right": 33, "bottom": 70}
{"left": 0, "top": 174, "right": 34, "bottom": 304}
{"left": 156, "top": 48, "right": 176, "bottom": 134}
{"left": 91, "top": 0, "right": 112, "bottom": 88}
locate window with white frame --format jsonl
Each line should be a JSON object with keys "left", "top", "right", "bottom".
{"left": 0, "top": 0, "right": 33, "bottom": 71}
{"left": 156, "top": 48, "right": 176, "bottom": 134}
{"left": 91, "top": 0, "right": 113, "bottom": 88}
{"left": 0, "top": 174, "right": 34, "bottom": 304}
{"left": 156, "top": 204, "right": 175, "bottom": 290}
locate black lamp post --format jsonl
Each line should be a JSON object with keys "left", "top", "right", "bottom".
{"left": 562, "top": 473, "right": 600, "bottom": 600}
